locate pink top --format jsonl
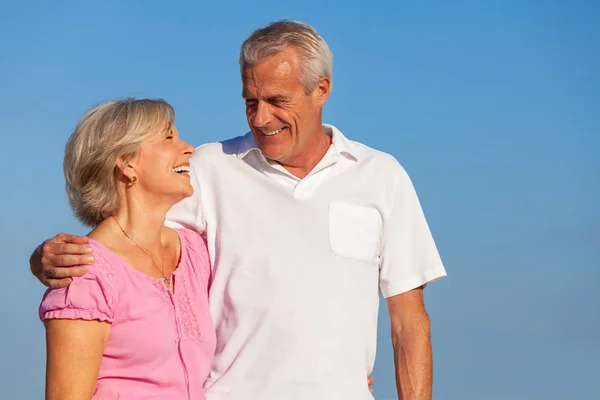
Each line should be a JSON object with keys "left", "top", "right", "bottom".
{"left": 39, "top": 228, "right": 216, "bottom": 400}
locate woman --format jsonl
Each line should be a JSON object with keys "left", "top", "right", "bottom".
{"left": 39, "top": 98, "right": 215, "bottom": 399}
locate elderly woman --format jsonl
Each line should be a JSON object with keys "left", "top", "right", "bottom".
{"left": 39, "top": 99, "right": 215, "bottom": 399}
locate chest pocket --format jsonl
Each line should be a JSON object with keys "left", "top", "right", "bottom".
{"left": 328, "top": 202, "right": 382, "bottom": 263}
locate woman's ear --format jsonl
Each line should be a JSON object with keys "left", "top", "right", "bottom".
{"left": 117, "top": 157, "right": 137, "bottom": 183}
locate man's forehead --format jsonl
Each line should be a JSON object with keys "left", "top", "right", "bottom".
{"left": 242, "top": 64, "right": 300, "bottom": 98}
{"left": 242, "top": 82, "right": 289, "bottom": 99}
{"left": 274, "top": 60, "right": 292, "bottom": 77}
{"left": 244, "top": 58, "right": 294, "bottom": 81}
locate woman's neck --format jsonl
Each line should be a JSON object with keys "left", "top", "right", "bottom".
{"left": 109, "top": 193, "right": 173, "bottom": 249}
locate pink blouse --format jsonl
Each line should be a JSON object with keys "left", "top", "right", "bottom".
{"left": 39, "top": 228, "right": 216, "bottom": 400}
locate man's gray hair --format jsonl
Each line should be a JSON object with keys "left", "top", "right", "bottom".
{"left": 239, "top": 20, "right": 333, "bottom": 93}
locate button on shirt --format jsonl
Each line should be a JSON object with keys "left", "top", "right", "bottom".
{"left": 166, "top": 124, "right": 447, "bottom": 400}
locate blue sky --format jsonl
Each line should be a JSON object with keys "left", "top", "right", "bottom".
{"left": 1, "top": 1, "right": 598, "bottom": 399}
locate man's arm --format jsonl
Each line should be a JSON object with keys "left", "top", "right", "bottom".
{"left": 387, "top": 286, "right": 432, "bottom": 400}
{"left": 30, "top": 233, "right": 94, "bottom": 288}
{"left": 31, "top": 158, "right": 205, "bottom": 289}
{"left": 46, "top": 319, "right": 109, "bottom": 400}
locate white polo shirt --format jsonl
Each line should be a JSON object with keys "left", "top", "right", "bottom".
{"left": 166, "top": 124, "right": 446, "bottom": 400}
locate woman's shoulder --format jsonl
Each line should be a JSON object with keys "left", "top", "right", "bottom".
{"left": 86, "top": 228, "right": 129, "bottom": 273}
{"left": 54, "top": 239, "right": 125, "bottom": 304}
{"left": 39, "top": 239, "right": 120, "bottom": 323}
{"left": 173, "top": 228, "right": 208, "bottom": 255}
{"left": 173, "top": 228, "right": 211, "bottom": 283}
{"left": 86, "top": 238, "right": 127, "bottom": 277}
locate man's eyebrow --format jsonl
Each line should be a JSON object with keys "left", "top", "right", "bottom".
{"left": 241, "top": 93, "right": 289, "bottom": 102}
{"left": 267, "top": 95, "right": 288, "bottom": 102}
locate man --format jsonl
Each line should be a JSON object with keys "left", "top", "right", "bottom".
{"left": 31, "top": 20, "right": 446, "bottom": 399}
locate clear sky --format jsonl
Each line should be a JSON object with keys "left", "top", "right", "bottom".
{"left": 1, "top": 1, "right": 598, "bottom": 399}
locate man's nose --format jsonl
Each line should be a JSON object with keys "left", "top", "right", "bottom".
{"left": 252, "top": 101, "right": 272, "bottom": 128}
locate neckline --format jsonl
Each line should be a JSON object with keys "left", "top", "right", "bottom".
{"left": 88, "top": 228, "right": 186, "bottom": 293}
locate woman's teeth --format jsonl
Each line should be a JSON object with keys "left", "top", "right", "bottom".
{"left": 172, "top": 166, "right": 190, "bottom": 173}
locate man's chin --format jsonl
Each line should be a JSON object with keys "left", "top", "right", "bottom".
{"left": 263, "top": 153, "right": 285, "bottom": 163}
{"left": 259, "top": 145, "right": 289, "bottom": 163}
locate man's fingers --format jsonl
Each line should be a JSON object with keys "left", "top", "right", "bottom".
{"left": 43, "top": 242, "right": 92, "bottom": 259}
{"left": 47, "top": 242, "right": 93, "bottom": 256}
{"left": 55, "top": 233, "right": 89, "bottom": 244}
{"left": 44, "top": 253, "right": 94, "bottom": 269}
{"left": 45, "top": 266, "right": 87, "bottom": 280}
{"left": 44, "top": 277, "right": 73, "bottom": 289}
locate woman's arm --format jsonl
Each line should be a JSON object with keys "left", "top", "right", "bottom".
{"left": 45, "top": 319, "right": 110, "bottom": 400}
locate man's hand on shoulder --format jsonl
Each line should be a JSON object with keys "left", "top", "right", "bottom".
{"left": 30, "top": 233, "right": 94, "bottom": 289}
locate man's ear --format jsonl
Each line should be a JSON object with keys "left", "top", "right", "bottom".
{"left": 313, "top": 76, "right": 331, "bottom": 108}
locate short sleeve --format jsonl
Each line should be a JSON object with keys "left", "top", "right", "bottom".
{"left": 379, "top": 166, "right": 447, "bottom": 298}
{"left": 165, "top": 160, "right": 206, "bottom": 233}
{"left": 39, "top": 251, "right": 115, "bottom": 323}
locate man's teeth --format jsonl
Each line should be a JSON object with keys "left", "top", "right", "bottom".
{"left": 172, "top": 166, "right": 190, "bottom": 173}
{"left": 263, "top": 128, "right": 284, "bottom": 136}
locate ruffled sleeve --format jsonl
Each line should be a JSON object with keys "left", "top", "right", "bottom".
{"left": 39, "top": 250, "right": 115, "bottom": 323}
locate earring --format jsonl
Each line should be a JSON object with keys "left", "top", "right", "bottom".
{"left": 130, "top": 176, "right": 137, "bottom": 184}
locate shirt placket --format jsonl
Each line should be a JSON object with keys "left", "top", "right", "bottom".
{"left": 166, "top": 278, "right": 192, "bottom": 399}
{"left": 258, "top": 147, "right": 340, "bottom": 198}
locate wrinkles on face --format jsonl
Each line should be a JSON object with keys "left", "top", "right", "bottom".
{"left": 241, "top": 47, "right": 330, "bottom": 178}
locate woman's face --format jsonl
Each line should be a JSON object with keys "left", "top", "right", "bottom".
{"left": 129, "top": 124, "right": 195, "bottom": 203}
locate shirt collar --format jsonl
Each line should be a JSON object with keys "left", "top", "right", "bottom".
{"left": 324, "top": 124, "right": 359, "bottom": 162}
{"left": 236, "top": 124, "right": 359, "bottom": 162}
{"left": 236, "top": 132, "right": 260, "bottom": 159}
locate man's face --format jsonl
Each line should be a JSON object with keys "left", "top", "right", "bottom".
{"left": 242, "top": 46, "right": 330, "bottom": 165}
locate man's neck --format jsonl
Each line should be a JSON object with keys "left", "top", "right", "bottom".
{"left": 277, "top": 129, "right": 332, "bottom": 179}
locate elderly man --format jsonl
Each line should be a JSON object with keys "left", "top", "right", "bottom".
{"left": 31, "top": 20, "right": 446, "bottom": 400}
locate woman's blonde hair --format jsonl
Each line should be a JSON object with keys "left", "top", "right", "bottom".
{"left": 63, "top": 98, "right": 175, "bottom": 227}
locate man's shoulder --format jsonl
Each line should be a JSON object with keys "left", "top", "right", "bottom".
{"left": 344, "top": 137, "right": 420, "bottom": 199}
{"left": 329, "top": 124, "right": 404, "bottom": 173}
{"left": 346, "top": 137, "right": 407, "bottom": 177}
{"left": 189, "top": 133, "right": 252, "bottom": 165}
